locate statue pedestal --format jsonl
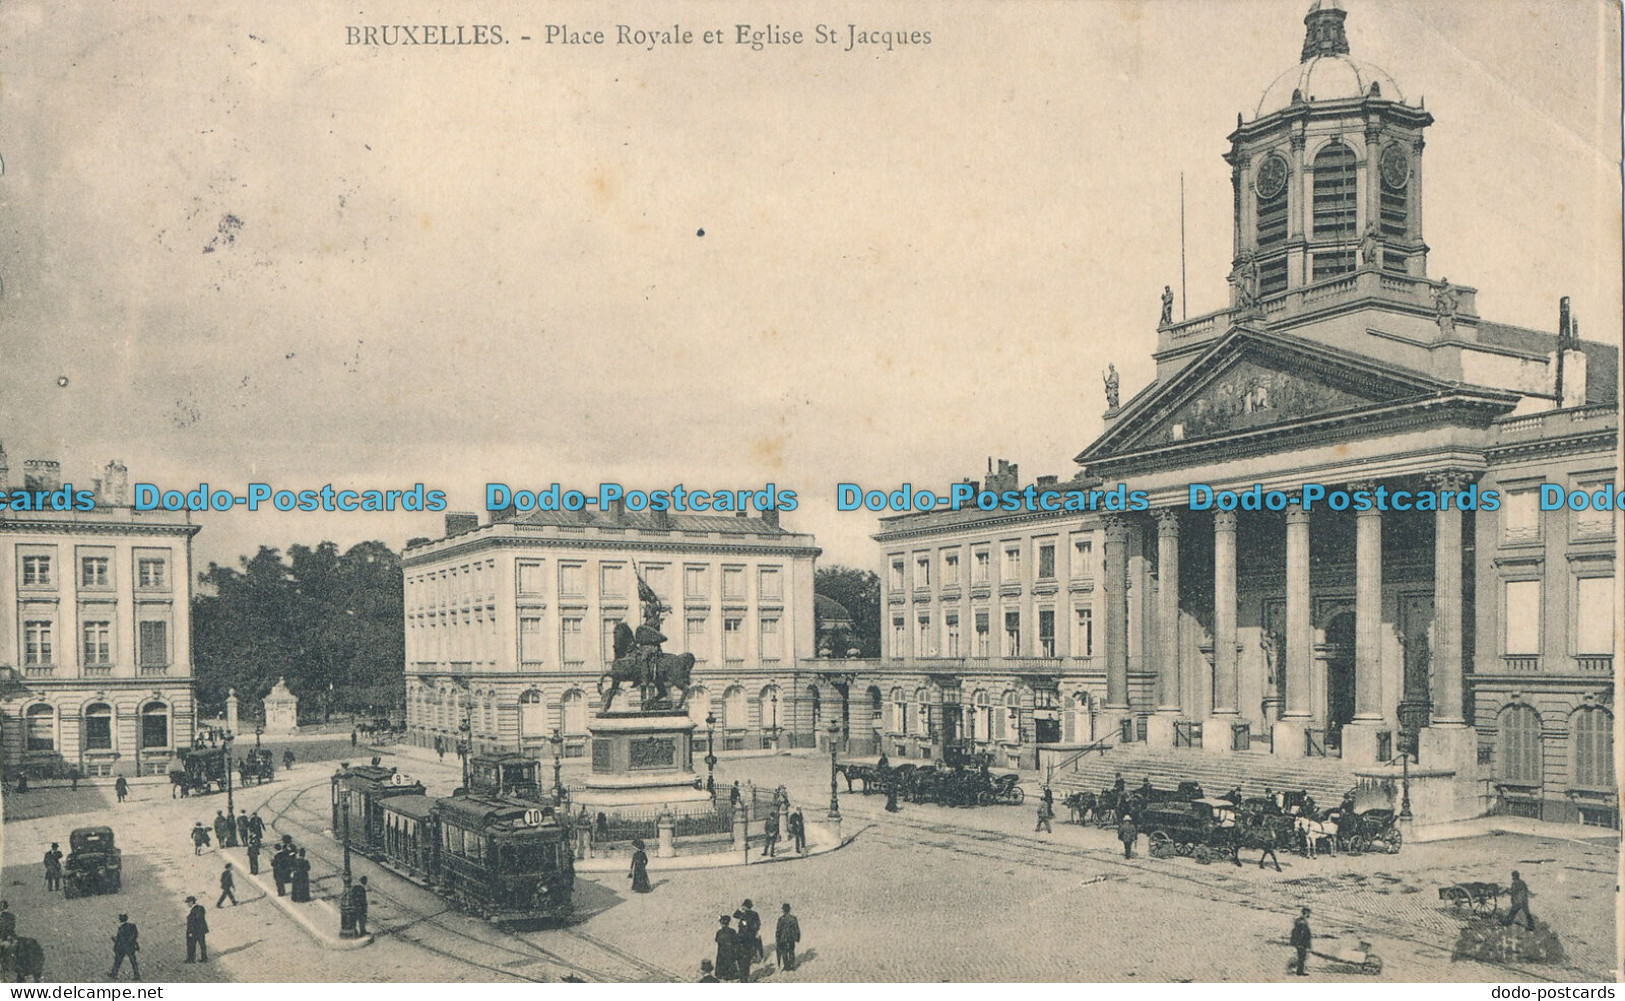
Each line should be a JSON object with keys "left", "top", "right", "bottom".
{"left": 571, "top": 711, "right": 715, "bottom": 819}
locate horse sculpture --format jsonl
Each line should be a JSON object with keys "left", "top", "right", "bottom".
{"left": 598, "top": 621, "right": 695, "bottom": 712}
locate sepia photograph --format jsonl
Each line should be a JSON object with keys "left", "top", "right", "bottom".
{"left": 0, "top": 0, "right": 1619, "bottom": 986}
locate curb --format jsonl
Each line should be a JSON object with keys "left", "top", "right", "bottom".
{"left": 219, "top": 846, "right": 373, "bottom": 950}
{"left": 573, "top": 821, "right": 853, "bottom": 873}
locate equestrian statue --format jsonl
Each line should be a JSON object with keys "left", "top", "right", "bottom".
{"left": 597, "top": 568, "right": 695, "bottom": 712}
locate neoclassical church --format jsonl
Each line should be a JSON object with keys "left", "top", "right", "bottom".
{"left": 857, "top": 1, "right": 1617, "bottom": 827}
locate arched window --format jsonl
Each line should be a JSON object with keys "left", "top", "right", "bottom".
{"left": 1571, "top": 707, "right": 1614, "bottom": 789}
{"left": 998, "top": 691, "right": 1020, "bottom": 743}
{"left": 1312, "top": 142, "right": 1358, "bottom": 241}
{"left": 84, "top": 702, "right": 114, "bottom": 751}
{"left": 140, "top": 702, "right": 170, "bottom": 750}
{"left": 890, "top": 687, "right": 907, "bottom": 734}
{"left": 914, "top": 687, "right": 931, "bottom": 736}
{"left": 723, "top": 686, "right": 747, "bottom": 730}
{"left": 867, "top": 686, "right": 883, "bottom": 728}
{"left": 519, "top": 689, "right": 546, "bottom": 738}
{"left": 1497, "top": 704, "right": 1542, "bottom": 784}
{"left": 973, "top": 690, "right": 991, "bottom": 742}
{"left": 25, "top": 704, "right": 56, "bottom": 751}
{"left": 1064, "top": 692, "right": 1089, "bottom": 743}
{"left": 808, "top": 685, "right": 822, "bottom": 728}
{"left": 759, "top": 685, "right": 782, "bottom": 732}
{"left": 483, "top": 693, "right": 495, "bottom": 735}
{"left": 687, "top": 687, "right": 711, "bottom": 729}
{"left": 561, "top": 690, "right": 587, "bottom": 736}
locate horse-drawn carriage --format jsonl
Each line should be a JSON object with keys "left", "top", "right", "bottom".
{"left": 238, "top": 749, "right": 276, "bottom": 786}
{"left": 1141, "top": 799, "right": 1236, "bottom": 863}
{"left": 1338, "top": 808, "right": 1402, "bottom": 854}
{"left": 170, "top": 747, "right": 229, "bottom": 797}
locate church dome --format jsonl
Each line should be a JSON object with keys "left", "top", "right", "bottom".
{"left": 1255, "top": 1, "right": 1403, "bottom": 118}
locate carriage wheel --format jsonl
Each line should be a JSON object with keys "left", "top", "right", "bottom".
{"left": 1473, "top": 894, "right": 1497, "bottom": 917}
{"left": 1194, "top": 844, "right": 1215, "bottom": 865}
{"left": 1148, "top": 831, "right": 1174, "bottom": 858}
{"left": 1347, "top": 835, "right": 1367, "bottom": 855}
{"left": 1384, "top": 828, "right": 1403, "bottom": 854}
{"left": 1175, "top": 840, "right": 1195, "bottom": 857}
{"left": 1010, "top": 788, "right": 1025, "bottom": 805}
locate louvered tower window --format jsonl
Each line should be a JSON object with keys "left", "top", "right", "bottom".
{"left": 1312, "top": 143, "right": 1358, "bottom": 241}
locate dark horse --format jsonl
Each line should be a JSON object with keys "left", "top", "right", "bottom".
{"left": 598, "top": 622, "right": 695, "bottom": 711}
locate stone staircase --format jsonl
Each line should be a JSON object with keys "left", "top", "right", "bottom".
{"left": 1046, "top": 744, "right": 1387, "bottom": 806}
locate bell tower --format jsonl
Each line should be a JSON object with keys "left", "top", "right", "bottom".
{"left": 1224, "top": 1, "right": 1432, "bottom": 305}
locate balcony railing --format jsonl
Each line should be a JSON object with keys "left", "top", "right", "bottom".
{"left": 1502, "top": 655, "right": 1540, "bottom": 672}
{"left": 1577, "top": 655, "right": 1612, "bottom": 673}
{"left": 83, "top": 665, "right": 114, "bottom": 678}
{"left": 23, "top": 665, "right": 54, "bottom": 678}
{"left": 138, "top": 665, "right": 169, "bottom": 677}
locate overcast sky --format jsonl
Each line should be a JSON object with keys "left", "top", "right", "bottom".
{"left": 0, "top": 0, "right": 1618, "bottom": 574}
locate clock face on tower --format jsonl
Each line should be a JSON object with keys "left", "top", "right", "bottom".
{"left": 1255, "top": 154, "right": 1289, "bottom": 200}
{"left": 1380, "top": 144, "right": 1410, "bottom": 190}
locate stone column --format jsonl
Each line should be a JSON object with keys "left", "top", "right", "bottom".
{"left": 1275, "top": 508, "right": 1313, "bottom": 753}
{"left": 1103, "top": 515, "right": 1131, "bottom": 715}
{"left": 225, "top": 688, "right": 240, "bottom": 735}
{"left": 1364, "top": 123, "right": 1383, "bottom": 242}
{"left": 1343, "top": 486, "right": 1386, "bottom": 764}
{"left": 1205, "top": 512, "right": 1239, "bottom": 753}
{"left": 1420, "top": 471, "right": 1476, "bottom": 774}
{"left": 1148, "top": 510, "right": 1182, "bottom": 748}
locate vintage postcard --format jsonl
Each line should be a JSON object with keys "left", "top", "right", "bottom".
{"left": 0, "top": 0, "right": 1619, "bottom": 986}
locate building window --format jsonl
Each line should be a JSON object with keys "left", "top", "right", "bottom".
{"left": 973, "top": 691, "right": 991, "bottom": 741}
{"left": 1311, "top": 250, "right": 1356, "bottom": 281}
{"left": 945, "top": 613, "right": 961, "bottom": 657}
{"left": 974, "top": 610, "right": 990, "bottom": 657}
{"left": 140, "top": 702, "right": 169, "bottom": 749}
{"left": 685, "top": 565, "right": 709, "bottom": 598}
{"left": 723, "top": 567, "right": 746, "bottom": 600}
{"left": 1037, "top": 543, "right": 1056, "bottom": 580}
{"left": 686, "top": 616, "right": 710, "bottom": 661}
{"left": 889, "top": 558, "right": 905, "bottom": 592}
{"left": 1572, "top": 707, "right": 1614, "bottom": 788}
{"left": 602, "top": 618, "right": 624, "bottom": 665}
{"left": 942, "top": 551, "right": 960, "bottom": 586}
{"left": 1002, "top": 546, "right": 1021, "bottom": 582}
{"left": 914, "top": 556, "right": 930, "bottom": 588}
{"left": 890, "top": 688, "right": 907, "bottom": 734}
{"left": 1573, "top": 482, "right": 1616, "bottom": 539}
{"left": 1073, "top": 539, "right": 1093, "bottom": 576}
{"left": 21, "top": 556, "right": 52, "bottom": 586}
{"left": 84, "top": 703, "right": 114, "bottom": 751}
{"left": 1003, "top": 610, "right": 1021, "bottom": 657}
{"left": 724, "top": 617, "right": 744, "bottom": 664}
{"left": 1259, "top": 255, "right": 1289, "bottom": 296}
{"left": 559, "top": 564, "right": 585, "bottom": 596}
{"left": 23, "top": 621, "right": 53, "bottom": 665}
{"left": 81, "top": 556, "right": 110, "bottom": 588}
{"left": 972, "top": 550, "right": 990, "bottom": 584}
{"left": 1504, "top": 581, "right": 1541, "bottom": 655}
{"left": 916, "top": 614, "right": 931, "bottom": 655}
{"left": 891, "top": 616, "right": 905, "bottom": 659}
{"left": 759, "top": 567, "right": 782, "bottom": 600}
{"left": 601, "top": 564, "right": 626, "bottom": 597}
{"left": 82, "top": 621, "right": 112, "bottom": 665}
{"left": 519, "top": 690, "right": 546, "bottom": 737}
{"left": 1075, "top": 607, "right": 1095, "bottom": 657}
{"left": 724, "top": 687, "right": 747, "bottom": 730}
{"left": 562, "top": 691, "right": 587, "bottom": 735}
{"left": 1575, "top": 576, "right": 1615, "bottom": 654}
{"left": 808, "top": 686, "right": 822, "bottom": 727}
{"left": 1502, "top": 488, "right": 1542, "bottom": 544}
{"left": 760, "top": 616, "right": 781, "bottom": 661}
{"left": 1311, "top": 142, "right": 1358, "bottom": 241}
{"left": 644, "top": 565, "right": 670, "bottom": 602}
{"left": 1496, "top": 704, "right": 1542, "bottom": 784}
{"left": 688, "top": 687, "right": 710, "bottom": 728}
{"left": 560, "top": 617, "right": 584, "bottom": 665}
{"left": 517, "top": 562, "right": 544, "bottom": 595}
{"left": 137, "top": 558, "right": 166, "bottom": 589}
{"left": 139, "top": 621, "right": 168, "bottom": 667}
{"left": 1039, "top": 609, "right": 1056, "bottom": 657}
{"left": 1257, "top": 178, "right": 1287, "bottom": 249}
{"left": 519, "top": 617, "right": 543, "bottom": 663}
{"left": 25, "top": 704, "right": 55, "bottom": 751}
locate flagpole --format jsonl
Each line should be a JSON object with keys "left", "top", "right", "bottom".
{"left": 1180, "top": 172, "right": 1188, "bottom": 320}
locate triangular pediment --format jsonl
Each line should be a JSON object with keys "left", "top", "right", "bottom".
{"left": 1079, "top": 328, "right": 1498, "bottom": 462}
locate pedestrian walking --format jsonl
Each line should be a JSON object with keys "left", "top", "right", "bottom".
{"left": 114, "top": 774, "right": 129, "bottom": 803}
{"left": 69, "top": 767, "right": 81, "bottom": 792}
{"left": 351, "top": 877, "right": 369, "bottom": 935}
{"left": 1035, "top": 799, "right": 1054, "bottom": 833}
{"left": 761, "top": 813, "right": 780, "bottom": 857}
{"left": 1289, "top": 907, "right": 1312, "bottom": 976}
{"left": 291, "top": 849, "right": 312, "bottom": 902}
{"left": 192, "top": 822, "right": 211, "bottom": 855}
{"left": 1117, "top": 812, "right": 1137, "bottom": 859}
{"left": 739, "top": 900, "right": 763, "bottom": 963}
{"left": 1502, "top": 871, "right": 1535, "bottom": 931}
{"left": 775, "top": 903, "right": 800, "bottom": 972}
{"left": 212, "top": 811, "right": 231, "bottom": 849}
{"left": 628, "top": 839, "right": 652, "bottom": 893}
{"left": 236, "top": 812, "right": 251, "bottom": 846}
{"left": 184, "top": 897, "right": 208, "bottom": 963}
{"left": 216, "top": 865, "right": 237, "bottom": 908}
{"left": 714, "top": 915, "right": 739, "bottom": 982}
{"left": 249, "top": 812, "right": 265, "bottom": 842}
{"left": 271, "top": 846, "right": 290, "bottom": 897}
{"left": 283, "top": 750, "right": 295, "bottom": 772}
{"left": 43, "top": 844, "right": 62, "bottom": 891}
{"left": 435, "top": 737, "right": 445, "bottom": 761}
{"left": 729, "top": 781, "right": 741, "bottom": 809}
{"left": 351, "top": 729, "right": 358, "bottom": 748}
{"left": 247, "top": 840, "right": 262, "bottom": 877}
{"left": 109, "top": 914, "right": 140, "bottom": 981}
{"left": 788, "top": 809, "right": 806, "bottom": 854}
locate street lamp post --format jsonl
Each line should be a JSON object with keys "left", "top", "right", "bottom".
{"left": 457, "top": 720, "right": 471, "bottom": 792}
{"left": 826, "top": 720, "right": 842, "bottom": 822}
{"left": 766, "top": 692, "right": 782, "bottom": 753}
{"left": 1400, "top": 750, "right": 1413, "bottom": 821}
{"left": 704, "top": 712, "right": 718, "bottom": 798}
{"left": 254, "top": 725, "right": 263, "bottom": 751}
{"left": 339, "top": 784, "right": 358, "bottom": 938}
{"left": 549, "top": 727, "right": 565, "bottom": 804}
{"left": 222, "top": 728, "right": 236, "bottom": 837}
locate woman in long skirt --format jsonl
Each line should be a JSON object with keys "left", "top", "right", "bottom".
{"left": 291, "top": 848, "right": 312, "bottom": 902}
{"left": 628, "top": 839, "right": 652, "bottom": 893}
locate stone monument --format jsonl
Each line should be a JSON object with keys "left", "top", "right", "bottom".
{"left": 572, "top": 570, "right": 714, "bottom": 819}
{"left": 263, "top": 677, "right": 300, "bottom": 734}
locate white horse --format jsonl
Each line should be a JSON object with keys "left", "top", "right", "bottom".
{"left": 1294, "top": 814, "right": 1339, "bottom": 858}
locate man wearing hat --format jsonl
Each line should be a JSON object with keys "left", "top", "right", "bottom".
{"left": 714, "top": 915, "right": 739, "bottom": 982}
{"left": 109, "top": 914, "right": 140, "bottom": 980}
{"left": 697, "top": 959, "right": 719, "bottom": 983}
{"left": 42, "top": 844, "right": 62, "bottom": 891}
{"left": 185, "top": 896, "right": 209, "bottom": 963}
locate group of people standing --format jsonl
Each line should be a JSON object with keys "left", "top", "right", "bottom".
{"left": 271, "top": 837, "right": 315, "bottom": 902}
{"left": 707, "top": 900, "right": 800, "bottom": 981}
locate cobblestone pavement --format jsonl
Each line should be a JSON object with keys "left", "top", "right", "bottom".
{"left": 4, "top": 747, "right": 1615, "bottom": 982}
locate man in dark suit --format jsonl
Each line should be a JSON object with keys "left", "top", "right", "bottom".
{"left": 185, "top": 896, "right": 209, "bottom": 963}
{"left": 271, "top": 846, "right": 291, "bottom": 897}
{"left": 739, "top": 900, "right": 763, "bottom": 964}
{"left": 788, "top": 809, "right": 806, "bottom": 854}
{"left": 109, "top": 914, "right": 140, "bottom": 981}
{"left": 1502, "top": 871, "right": 1535, "bottom": 931}
{"left": 1289, "top": 907, "right": 1312, "bottom": 976}
{"left": 42, "top": 844, "right": 62, "bottom": 891}
{"left": 775, "top": 903, "right": 801, "bottom": 971}
{"left": 351, "top": 877, "right": 370, "bottom": 935}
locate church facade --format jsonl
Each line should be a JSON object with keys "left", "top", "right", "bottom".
{"left": 831, "top": 1, "right": 1618, "bottom": 827}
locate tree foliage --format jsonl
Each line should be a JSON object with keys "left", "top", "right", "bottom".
{"left": 814, "top": 565, "right": 881, "bottom": 658}
{"left": 192, "top": 541, "right": 404, "bottom": 719}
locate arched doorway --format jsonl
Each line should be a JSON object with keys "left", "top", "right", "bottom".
{"left": 1325, "top": 612, "right": 1356, "bottom": 740}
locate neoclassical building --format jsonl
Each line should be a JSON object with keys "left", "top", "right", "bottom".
{"left": 0, "top": 450, "right": 200, "bottom": 779}
{"left": 402, "top": 506, "right": 823, "bottom": 763}
{"left": 837, "top": 1, "right": 1618, "bottom": 826}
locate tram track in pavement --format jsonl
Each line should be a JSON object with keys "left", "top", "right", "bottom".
{"left": 253, "top": 776, "right": 682, "bottom": 983}
{"left": 853, "top": 804, "right": 1581, "bottom": 983}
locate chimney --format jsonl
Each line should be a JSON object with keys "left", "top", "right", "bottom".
{"left": 762, "top": 507, "right": 780, "bottom": 530}
{"left": 1552, "top": 295, "right": 1588, "bottom": 409}
{"left": 735, "top": 509, "right": 748, "bottom": 518}
{"left": 23, "top": 459, "right": 60, "bottom": 492}
{"left": 444, "top": 511, "right": 480, "bottom": 537}
{"left": 1037, "top": 474, "right": 1059, "bottom": 488}
{"left": 489, "top": 503, "right": 517, "bottom": 523}
{"left": 984, "top": 458, "right": 1019, "bottom": 493}
{"left": 608, "top": 496, "right": 627, "bottom": 523}
{"left": 652, "top": 508, "right": 674, "bottom": 530}
{"left": 102, "top": 459, "right": 129, "bottom": 506}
